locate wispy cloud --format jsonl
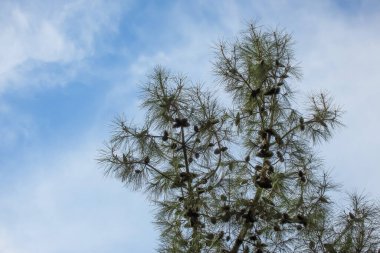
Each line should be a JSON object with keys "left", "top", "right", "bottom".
{"left": 0, "top": 0, "right": 125, "bottom": 93}
{"left": 0, "top": 135, "right": 158, "bottom": 253}
{"left": 0, "top": 0, "right": 128, "bottom": 154}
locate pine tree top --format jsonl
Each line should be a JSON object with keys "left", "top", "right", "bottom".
{"left": 99, "top": 24, "right": 380, "bottom": 253}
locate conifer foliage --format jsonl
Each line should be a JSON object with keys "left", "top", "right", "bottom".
{"left": 99, "top": 24, "right": 380, "bottom": 252}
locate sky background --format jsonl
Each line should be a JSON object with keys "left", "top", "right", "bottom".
{"left": 0, "top": 0, "right": 380, "bottom": 252}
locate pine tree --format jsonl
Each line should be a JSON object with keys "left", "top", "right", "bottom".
{"left": 99, "top": 24, "right": 380, "bottom": 253}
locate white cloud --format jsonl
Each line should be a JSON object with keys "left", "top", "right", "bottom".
{"left": 0, "top": 5, "right": 76, "bottom": 92}
{"left": 0, "top": 0, "right": 125, "bottom": 93}
{"left": 0, "top": 0, "right": 128, "bottom": 154}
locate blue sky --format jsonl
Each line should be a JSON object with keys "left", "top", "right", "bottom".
{"left": 1, "top": 0, "right": 380, "bottom": 252}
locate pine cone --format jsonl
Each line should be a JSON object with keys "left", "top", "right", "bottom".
{"left": 251, "top": 88, "right": 261, "bottom": 98}
{"left": 264, "top": 87, "right": 280, "bottom": 96}
{"left": 256, "top": 150, "right": 274, "bottom": 158}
